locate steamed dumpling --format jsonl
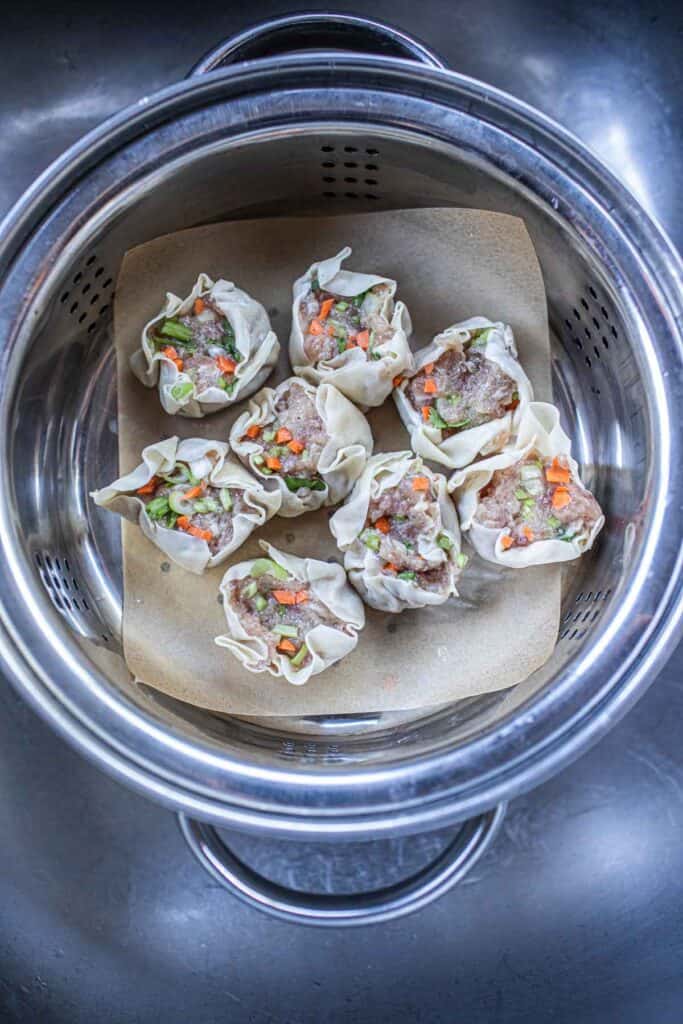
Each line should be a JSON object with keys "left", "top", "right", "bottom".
{"left": 393, "top": 317, "right": 533, "bottom": 469}
{"left": 229, "top": 376, "right": 373, "bottom": 517}
{"left": 91, "top": 437, "right": 281, "bottom": 574}
{"left": 449, "top": 402, "right": 604, "bottom": 567}
{"left": 290, "top": 246, "right": 413, "bottom": 407}
{"left": 330, "top": 451, "right": 466, "bottom": 613}
{"left": 216, "top": 541, "right": 365, "bottom": 685}
{"left": 130, "top": 274, "right": 280, "bottom": 417}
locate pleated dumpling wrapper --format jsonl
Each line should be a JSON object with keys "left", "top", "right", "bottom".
{"left": 216, "top": 541, "right": 365, "bottom": 685}
{"left": 329, "top": 451, "right": 466, "bottom": 613}
{"left": 393, "top": 316, "right": 534, "bottom": 469}
{"left": 290, "top": 246, "right": 414, "bottom": 407}
{"left": 229, "top": 376, "right": 374, "bottom": 518}
{"left": 130, "top": 273, "right": 280, "bottom": 418}
{"left": 448, "top": 402, "right": 604, "bottom": 567}
{"left": 91, "top": 436, "right": 281, "bottom": 574}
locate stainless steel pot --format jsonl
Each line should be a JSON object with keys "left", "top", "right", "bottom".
{"left": 0, "top": 13, "right": 681, "bottom": 926}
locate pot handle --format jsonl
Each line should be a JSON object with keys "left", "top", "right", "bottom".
{"left": 177, "top": 803, "right": 506, "bottom": 927}
{"left": 188, "top": 13, "right": 446, "bottom": 76}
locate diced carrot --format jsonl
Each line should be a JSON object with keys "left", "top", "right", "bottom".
{"left": 272, "top": 590, "right": 297, "bottom": 605}
{"left": 161, "top": 345, "right": 183, "bottom": 372}
{"left": 393, "top": 376, "right": 404, "bottom": 388}
{"left": 411, "top": 476, "right": 430, "bottom": 492}
{"left": 423, "top": 378, "right": 438, "bottom": 395}
{"left": 276, "top": 428, "right": 292, "bottom": 443}
{"left": 319, "top": 298, "right": 334, "bottom": 320}
{"left": 522, "top": 526, "right": 535, "bottom": 542}
{"left": 216, "top": 355, "right": 236, "bottom": 375}
{"left": 501, "top": 535, "right": 514, "bottom": 550}
{"left": 546, "top": 457, "right": 571, "bottom": 484}
{"left": 136, "top": 476, "right": 159, "bottom": 495}
{"left": 177, "top": 516, "right": 191, "bottom": 531}
{"left": 245, "top": 424, "right": 262, "bottom": 439}
{"left": 356, "top": 330, "right": 370, "bottom": 350}
{"left": 277, "top": 638, "right": 297, "bottom": 654}
{"left": 183, "top": 484, "right": 204, "bottom": 500}
{"left": 421, "top": 405, "right": 431, "bottom": 421}
{"left": 375, "top": 516, "right": 391, "bottom": 534}
{"left": 288, "top": 440, "right": 305, "bottom": 454}
{"left": 309, "top": 319, "right": 324, "bottom": 336}
{"left": 424, "top": 362, "right": 435, "bottom": 374}
{"left": 384, "top": 563, "right": 399, "bottom": 574}
{"left": 266, "top": 456, "right": 282, "bottom": 471}
{"left": 294, "top": 591, "right": 309, "bottom": 605}
{"left": 327, "top": 324, "right": 337, "bottom": 337}
{"left": 188, "top": 525, "right": 213, "bottom": 541}
{"left": 193, "top": 298, "right": 205, "bottom": 315}
{"left": 552, "top": 486, "right": 571, "bottom": 510}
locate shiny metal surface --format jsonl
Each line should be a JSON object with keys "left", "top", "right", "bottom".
{"left": 1, "top": 1, "right": 682, "bottom": 1020}
{"left": 0, "top": 19, "right": 681, "bottom": 841}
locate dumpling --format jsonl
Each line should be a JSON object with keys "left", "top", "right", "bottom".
{"left": 329, "top": 451, "right": 466, "bottom": 613}
{"left": 290, "top": 246, "right": 413, "bottom": 407}
{"left": 393, "top": 316, "right": 533, "bottom": 469}
{"left": 448, "top": 402, "right": 604, "bottom": 566}
{"left": 130, "top": 273, "right": 280, "bottom": 417}
{"left": 229, "top": 376, "right": 373, "bottom": 518}
{"left": 91, "top": 436, "right": 281, "bottom": 574}
{"left": 215, "top": 541, "right": 365, "bottom": 685}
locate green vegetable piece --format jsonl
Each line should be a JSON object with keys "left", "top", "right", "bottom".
{"left": 146, "top": 496, "right": 170, "bottom": 520}
{"left": 548, "top": 514, "right": 561, "bottom": 529}
{"left": 361, "top": 530, "right": 381, "bottom": 552}
{"left": 369, "top": 350, "right": 382, "bottom": 361}
{"left": 263, "top": 429, "right": 277, "bottom": 443}
{"left": 290, "top": 643, "right": 309, "bottom": 669}
{"left": 163, "top": 464, "right": 190, "bottom": 485}
{"left": 337, "top": 338, "right": 347, "bottom": 355}
{"left": 254, "top": 594, "right": 268, "bottom": 612}
{"left": 511, "top": 390, "right": 519, "bottom": 402}
{"left": 194, "top": 497, "right": 219, "bottom": 514}
{"left": 243, "top": 581, "right": 258, "bottom": 599}
{"left": 335, "top": 301, "right": 349, "bottom": 311}
{"left": 273, "top": 624, "right": 298, "bottom": 638}
{"left": 514, "top": 488, "right": 529, "bottom": 500}
{"left": 168, "top": 491, "right": 193, "bottom": 516}
{"left": 428, "top": 407, "right": 449, "bottom": 430}
{"left": 398, "top": 571, "right": 417, "bottom": 582}
{"left": 218, "top": 377, "right": 236, "bottom": 394}
{"left": 456, "top": 552, "right": 469, "bottom": 569}
{"left": 171, "top": 381, "right": 194, "bottom": 402}
{"left": 468, "top": 326, "right": 493, "bottom": 348}
{"left": 160, "top": 319, "right": 193, "bottom": 343}
{"left": 219, "top": 488, "right": 233, "bottom": 512}
{"left": 165, "top": 512, "right": 178, "bottom": 530}
{"left": 449, "top": 418, "right": 472, "bottom": 429}
{"left": 284, "top": 476, "right": 326, "bottom": 492}
{"left": 437, "top": 532, "right": 454, "bottom": 551}
{"left": 250, "top": 558, "right": 289, "bottom": 581}
{"left": 252, "top": 454, "right": 265, "bottom": 466}
{"left": 310, "top": 274, "right": 320, "bottom": 293}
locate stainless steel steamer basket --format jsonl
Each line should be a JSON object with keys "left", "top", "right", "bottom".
{"left": 0, "top": 15, "right": 682, "bottom": 925}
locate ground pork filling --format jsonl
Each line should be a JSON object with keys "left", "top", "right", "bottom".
{"left": 406, "top": 332, "right": 518, "bottom": 437}
{"left": 300, "top": 280, "right": 395, "bottom": 364}
{"left": 474, "top": 452, "right": 603, "bottom": 549}
{"left": 361, "top": 469, "right": 461, "bottom": 590}
{"left": 138, "top": 460, "right": 246, "bottom": 556}
{"left": 148, "top": 296, "right": 243, "bottom": 396}
{"left": 230, "top": 568, "right": 346, "bottom": 671}
{"left": 244, "top": 382, "right": 330, "bottom": 495}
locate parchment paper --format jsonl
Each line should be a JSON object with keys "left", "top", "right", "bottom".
{"left": 113, "top": 208, "right": 559, "bottom": 716}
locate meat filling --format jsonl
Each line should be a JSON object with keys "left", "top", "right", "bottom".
{"left": 148, "top": 296, "right": 242, "bottom": 396}
{"left": 300, "top": 279, "right": 394, "bottom": 364}
{"left": 360, "top": 470, "right": 464, "bottom": 589}
{"left": 474, "top": 453, "right": 603, "bottom": 549}
{"left": 406, "top": 331, "right": 518, "bottom": 437}
{"left": 138, "top": 460, "right": 245, "bottom": 556}
{"left": 230, "top": 562, "right": 345, "bottom": 671}
{"left": 243, "top": 382, "right": 329, "bottom": 494}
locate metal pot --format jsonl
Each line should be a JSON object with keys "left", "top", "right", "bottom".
{"left": 0, "top": 13, "right": 681, "bottom": 925}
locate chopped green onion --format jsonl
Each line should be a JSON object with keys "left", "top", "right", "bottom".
{"left": 254, "top": 594, "right": 268, "bottom": 612}
{"left": 520, "top": 504, "right": 535, "bottom": 521}
{"left": 449, "top": 418, "right": 472, "bottom": 429}
{"left": 403, "top": 541, "right": 414, "bottom": 550}
{"left": 437, "top": 532, "right": 454, "bottom": 551}
{"left": 194, "top": 497, "right": 219, "bottom": 514}
{"left": 428, "top": 407, "right": 449, "bottom": 430}
{"left": 218, "top": 377, "right": 236, "bottom": 394}
{"left": 393, "top": 515, "right": 407, "bottom": 522}
{"left": 352, "top": 290, "right": 368, "bottom": 307}
{"left": 468, "top": 327, "right": 493, "bottom": 348}
{"left": 284, "top": 476, "right": 326, "bottom": 492}
{"left": 160, "top": 319, "right": 193, "bottom": 343}
{"left": 243, "top": 581, "right": 259, "bottom": 599}
{"left": 250, "top": 558, "right": 289, "bottom": 581}
{"left": 514, "top": 487, "right": 529, "bottom": 501}
{"left": 511, "top": 390, "right": 519, "bottom": 401}
{"left": 263, "top": 429, "right": 277, "bottom": 442}
{"left": 337, "top": 338, "right": 347, "bottom": 354}
{"left": 163, "top": 464, "right": 190, "bottom": 485}
{"left": 456, "top": 552, "right": 469, "bottom": 569}
{"left": 261, "top": 467, "right": 273, "bottom": 475}
{"left": 164, "top": 512, "right": 178, "bottom": 530}
{"left": 168, "top": 490, "right": 193, "bottom": 516}
{"left": 146, "top": 496, "right": 170, "bottom": 520}
{"left": 548, "top": 515, "right": 561, "bottom": 529}
{"left": 335, "top": 301, "right": 349, "bottom": 311}
{"left": 219, "top": 489, "right": 233, "bottom": 512}
{"left": 273, "top": 624, "right": 298, "bottom": 638}
{"left": 252, "top": 454, "right": 265, "bottom": 466}
{"left": 398, "top": 571, "right": 416, "bottom": 582}
{"left": 171, "top": 381, "right": 194, "bottom": 402}
{"left": 369, "top": 350, "right": 382, "bottom": 361}
{"left": 290, "top": 643, "right": 309, "bottom": 669}
{"left": 361, "top": 530, "right": 381, "bottom": 552}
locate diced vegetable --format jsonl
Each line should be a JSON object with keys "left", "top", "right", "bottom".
{"left": 309, "top": 319, "right": 324, "bottom": 335}
{"left": 136, "top": 476, "right": 159, "bottom": 496}
{"left": 398, "top": 571, "right": 416, "bottom": 582}
{"left": 161, "top": 345, "right": 183, "bottom": 371}
{"left": 428, "top": 407, "right": 449, "bottom": 429}
{"left": 290, "top": 643, "right": 309, "bottom": 669}
{"left": 356, "top": 330, "right": 370, "bottom": 350}
{"left": 250, "top": 558, "right": 289, "bottom": 581}
{"left": 319, "top": 298, "right": 334, "bottom": 320}
{"left": 276, "top": 428, "right": 292, "bottom": 443}
{"left": 219, "top": 489, "right": 232, "bottom": 512}
{"left": 263, "top": 429, "right": 276, "bottom": 442}
{"left": 193, "top": 298, "right": 205, "bottom": 315}
{"left": 449, "top": 418, "right": 472, "bottom": 429}
{"left": 384, "top": 563, "right": 399, "bottom": 573}
{"left": 284, "top": 476, "right": 326, "bottom": 492}
{"left": 273, "top": 624, "right": 298, "bottom": 638}
{"left": 265, "top": 456, "right": 282, "bottom": 471}
{"left": 171, "top": 381, "right": 194, "bottom": 402}
{"left": 272, "top": 590, "right": 298, "bottom": 605}
{"left": 468, "top": 327, "right": 492, "bottom": 347}
{"left": 160, "top": 319, "right": 193, "bottom": 343}
{"left": 277, "top": 638, "right": 297, "bottom": 654}
{"left": 254, "top": 594, "right": 268, "bottom": 612}
{"left": 146, "top": 496, "right": 170, "bottom": 520}
{"left": 243, "top": 580, "right": 259, "bottom": 599}
{"left": 500, "top": 535, "right": 514, "bottom": 550}
{"left": 423, "top": 362, "right": 435, "bottom": 375}
{"left": 552, "top": 486, "right": 571, "bottom": 510}
{"left": 423, "top": 378, "right": 438, "bottom": 395}
{"left": 193, "top": 497, "right": 219, "bottom": 514}
{"left": 437, "top": 532, "right": 453, "bottom": 550}
{"left": 393, "top": 375, "right": 404, "bottom": 388}
{"left": 245, "top": 424, "right": 262, "bottom": 440}
{"left": 522, "top": 525, "right": 535, "bottom": 541}
{"left": 456, "top": 553, "right": 469, "bottom": 569}
{"left": 168, "top": 491, "right": 194, "bottom": 516}
{"left": 252, "top": 454, "right": 265, "bottom": 466}
{"left": 288, "top": 440, "right": 305, "bottom": 455}
{"left": 375, "top": 517, "right": 391, "bottom": 534}
{"left": 187, "top": 525, "right": 213, "bottom": 542}
{"left": 411, "top": 477, "right": 430, "bottom": 492}
{"left": 183, "top": 484, "right": 204, "bottom": 500}
{"left": 216, "top": 355, "right": 236, "bottom": 375}
{"left": 218, "top": 378, "right": 235, "bottom": 394}
{"left": 514, "top": 487, "right": 529, "bottom": 500}
{"left": 361, "top": 530, "right": 381, "bottom": 552}
{"left": 163, "top": 465, "right": 190, "bottom": 485}
{"left": 547, "top": 514, "right": 561, "bottom": 529}
{"left": 335, "top": 301, "right": 349, "bottom": 312}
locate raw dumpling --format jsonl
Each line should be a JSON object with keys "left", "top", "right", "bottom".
{"left": 448, "top": 402, "right": 604, "bottom": 566}
{"left": 91, "top": 437, "right": 281, "bottom": 574}
{"left": 130, "top": 273, "right": 279, "bottom": 417}
{"left": 229, "top": 376, "right": 373, "bottom": 518}
{"left": 290, "top": 246, "right": 413, "bottom": 407}
{"left": 330, "top": 451, "right": 465, "bottom": 613}
{"left": 393, "top": 316, "right": 533, "bottom": 469}
{"left": 216, "top": 541, "right": 365, "bottom": 685}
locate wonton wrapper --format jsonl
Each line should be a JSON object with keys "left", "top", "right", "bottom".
{"left": 215, "top": 540, "right": 365, "bottom": 686}
{"left": 130, "top": 273, "right": 280, "bottom": 418}
{"left": 449, "top": 402, "right": 605, "bottom": 567}
{"left": 330, "top": 451, "right": 463, "bottom": 613}
{"left": 91, "top": 436, "right": 281, "bottom": 574}
{"left": 394, "top": 316, "right": 534, "bottom": 470}
{"left": 290, "top": 246, "right": 414, "bottom": 408}
{"left": 229, "top": 376, "right": 374, "bottom": 518}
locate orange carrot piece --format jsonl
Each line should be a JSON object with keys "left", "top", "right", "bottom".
{"left": 193, "top": 298, "right": 205, "bottom": 315}
{"left": 522, "top": 525, "right": 535, "bottom": 542}
{"left": 319, "top": 298, "right": 334, "bottom": 320}
{"left": 277, "top": 639, "right": 297, "bottom": 654}
{"left": 423, "top": 378, "right": 438, "bottom": 395}
{"left": 384, "top": 563, "right": 399, "bottom": 574}
{"left": 276, "top": 428, "right": 292, "bottom": 443}
{"left": 309, "top": 319, "right": 324, "bottom": 336}
{"left": 288, "top": 440, "right": 305, "bottom": 454}
{"left": 177, "top": 516, "right": 191, "bottom": 531}
{"left": 501, "top": 535, "right": 514, "bottom": 550}
{"left": 546, "top": 457, "right": 571, "bottom": 484}
{"left": 294, "top": 591, "right": 309, "bottom": 605}
{"left": 136, "top": 476, "right": 159, "bottom": 495}
{"left": 356, "top": 330, "right": 370, "bottom": 350}
{"left": 272, "top": 590, "right": 297, "bottom": 605}
{"left": 161, "top": 345, "right": 183, "bottom": 372}
{"left": 552, "top": 486, "right": 571, "bottom": 510}
{"left": 183, "top": 484, "right": 204, "bottom": 500}
{"left": 188, "top": 525, "right": 213, "bottom": 542}
{"left": 424, "top": 362, "right": 435, "bottom": 374}
{"left": 245, "top": 424, "right": 262, "bottom": 439}
{"left": 411, "top": 476, "right": 429, "bottom": 492}
{"left": 421, "top": 405, "right": 431, "bottom": 421}
{"left": 375, "top": 516, "right": 391, "bottom": 534}
{"left": 216, "top": 355, "right": 236, "bottom": 375}
{"left": 266, "top": 456, "right": 282, "bottom": 471}
{"left": 393, "top": 375, "right": 404, "bottom": 388}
